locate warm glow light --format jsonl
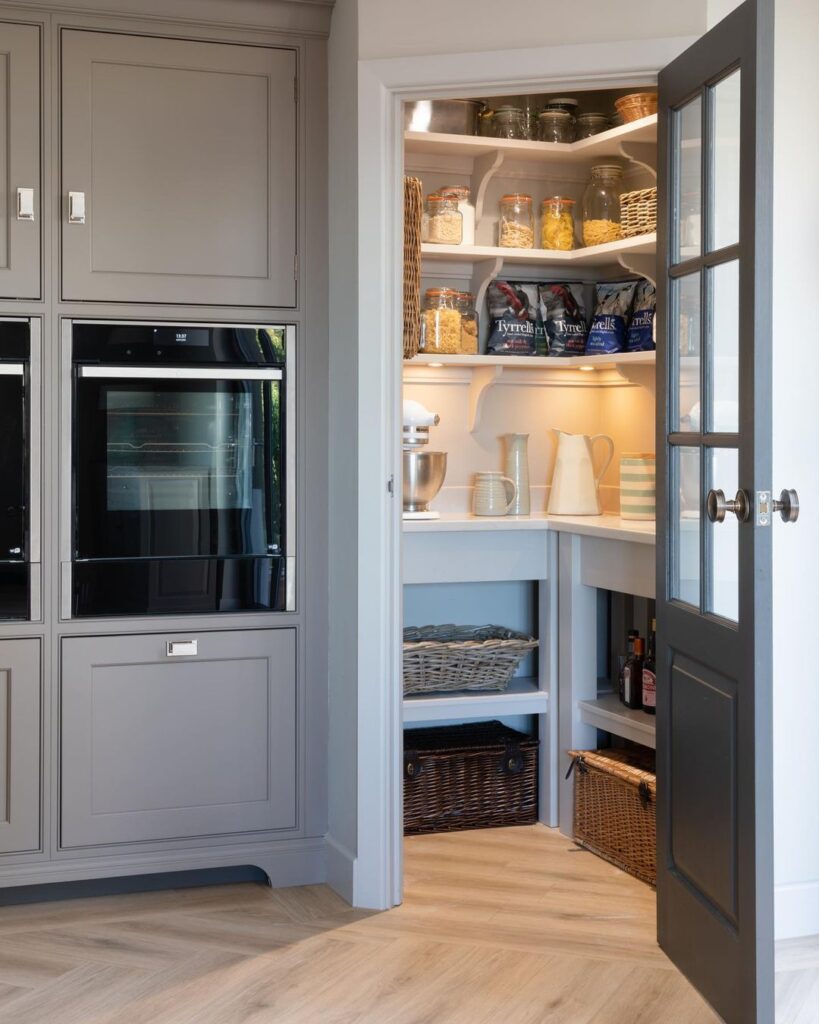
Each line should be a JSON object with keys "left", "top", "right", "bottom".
{"left": 579, "top": 365, "right": 596, "bottom": 372}
{"left": 427, "top": 361, "right": 444, "bottom": 368}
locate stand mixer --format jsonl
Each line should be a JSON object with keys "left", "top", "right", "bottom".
{"left": 402, "top": 400, "right": 447, "bottom": 520}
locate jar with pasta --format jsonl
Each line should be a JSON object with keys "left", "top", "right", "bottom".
{"left": 421, "top": 288, "right": 462, "bottom": 354}
{"left": 582, "top": 164, "right": 624, "bottom": 247}
{"left": 498, "top": 194, "right": 535, "bottom": 249}
{"left": 456, "top": 292, "right": 478, "bottom": 354}
{"left": 540, "top": 196, "right": 575, "bottom": 251}
{"left": 426, "top": 195, "right": 463, "bottom": 245}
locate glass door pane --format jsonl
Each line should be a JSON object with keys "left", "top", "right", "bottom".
{"left": 710, "top": 69, "right": 741, "bottom": 252}
{"left": 707, "top": 447, "right": 739, "bottom": 622}
{"left": 674, "top": 273, "right": 701, "bottom": 432}
{"left": 672, "top": 446, "right": 700, "bottom": 607}
{"left": 673, "top": 96, "right": 702, "bottom": 264}
{"left": 707, "top": 260, "right": 740, "bottom": 433}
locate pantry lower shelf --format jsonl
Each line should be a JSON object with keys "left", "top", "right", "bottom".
{"left": 403, "top": 676, "right": 548, "bottom": 724}
{"left": 578, "top": 692, "right": 656, "bottom": 749}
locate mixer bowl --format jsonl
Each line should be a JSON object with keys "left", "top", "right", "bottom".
{"left": 403, "top": 450, "right": 447, "bottom": 512}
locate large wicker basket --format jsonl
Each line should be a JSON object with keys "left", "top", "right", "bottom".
{"left": 403, "top": 176, "right": 423, "bottom": 360}
{"left": 568, "top": 747, "right": 656, "bottom": 886}
{"left": 621, "top": 186, "right": 657, "bottom": 238}
{"left": 403, "top": 625, "right": 538, "bottom": 695}
{"left": 404, "top": 721, "right": 538, "bottom": 835}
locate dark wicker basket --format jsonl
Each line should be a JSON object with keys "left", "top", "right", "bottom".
{"left": 404, "top": 721, "right": 538, "bottom": 835}
{"left": 568, "top": 747, "right": 656, "bottom": 886}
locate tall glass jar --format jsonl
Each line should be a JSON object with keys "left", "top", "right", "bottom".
{"left": 421, "top": 288, "right": 462, "bottom": 353}
{"left": 439, "top": 185, "right": 475, "bottom": 246}
{"left": 537, "top": 110, "right": 575, "bottom": 143}
{"left": 493, "top": 105, "right": 526, "bottom": 140}
{"left": 581, "top": 164, "right": 624, "bottom": 247}
{"left": 456, "top": 292, "right": 478, "bottom": 353}
{"left": 498, "top": 193, "right": 534, "bottom": 249}
{"left": 426, "top": 195, "right": 463, "bottom": 245}
{"left": 575, "top": 112, "right": 610, "bottom": 139}
{"left": 540, "top": 196, "right": 576, "bottom": 251}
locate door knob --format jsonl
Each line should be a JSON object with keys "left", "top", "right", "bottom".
{"left": 706, "top": 488, "right": 749, "bottom": 523}
{"left": 773, "top": 488, "right": 799, "bottom": 523}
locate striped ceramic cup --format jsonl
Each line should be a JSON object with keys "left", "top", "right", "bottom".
{"left": 620, "top": 453, "right": 656, "bottom": 520}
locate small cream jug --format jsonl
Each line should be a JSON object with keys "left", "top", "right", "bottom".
{"left": 473, "top": 472, "right": 517, "bottom": 516}
{"left": 547, "top": 430, "right": 614, "bottom": 516}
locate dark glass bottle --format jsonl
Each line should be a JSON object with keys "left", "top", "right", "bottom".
{"left": 642, "top": 619, "right": 657, "bottom": 715}
{"left": 623, "top": 637, "right": 644, "bottom": 710}
{"left": 619, "top": 629, "right": 639, "bottom": 703}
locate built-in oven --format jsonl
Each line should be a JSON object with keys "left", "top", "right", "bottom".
{"left": 0, "top": 318, "right": 39, "bottom": 621}
{"left": 62, "top": 321, "right": 295, "bottom": 618}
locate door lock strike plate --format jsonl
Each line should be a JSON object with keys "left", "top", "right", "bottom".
{"left": 756, "top": 490, "right": 771, "bottom": 526}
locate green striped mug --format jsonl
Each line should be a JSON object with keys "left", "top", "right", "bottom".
{"left": 620, "top": 453, "right": 655, "bottom": 521}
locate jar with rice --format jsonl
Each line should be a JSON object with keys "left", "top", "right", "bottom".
{"left": 426, "top": 195, "right": 463, "bottom": 245}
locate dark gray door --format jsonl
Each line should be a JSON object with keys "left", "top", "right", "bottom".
{"left": 656, "top": 2, "right": 774, "bottom": 1021}
{"left": 0, "top": 639, "right": 41, "bottom": 854}
{"left": 61, "top": 30, "right": 297, "bottom": 307}
{"left": 0, "top": 23, "right": 40, "bottom": 299}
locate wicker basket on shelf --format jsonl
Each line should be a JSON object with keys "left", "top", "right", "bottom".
{"left": 621, "top": 186, "right": 657, "bottom": 237}
{"left": 614, "top": 92, "right": 658, "bottom": 124}
{"left": 568, "top": 747, "right": 656, "bottom": 886}
{"left": 403, "top": 175, "right": 423, "bottom": 360}
{"left": 403, "top": 624, "right": 538, "bottom": 695}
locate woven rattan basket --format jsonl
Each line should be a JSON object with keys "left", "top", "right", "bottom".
{"left": 621, "top": 186, "right": 657, "bottom": 237}
{"left": 568, "top": 747, "right": 656, "bottom": 886}
{"left": 614, "top": 92, "right": 658, "bottom": 124}
{"left": 403, "top": 625, "right": 538, "bottom": 695}
{"left": 404, "top": 721, "right": 538, "bottom": 835}
{"left": 403, "top": 176, "right": 423, "bottom": 359}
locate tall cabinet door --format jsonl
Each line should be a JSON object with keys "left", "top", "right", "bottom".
{"left": 61, "top": 31, "right": 297, "bottom": 307}
{"left": 0, "top": 24, "right": 41, "bottom": 300}
{"left": 0, "top": 639, "right": 41, "bottom": 854}
{"left": 656, "top": 2, "right": 774, "bottom": 1022}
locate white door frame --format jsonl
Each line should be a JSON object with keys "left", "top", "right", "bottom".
{"left": 353, "top": 34, "right": 699, "bottom": 911}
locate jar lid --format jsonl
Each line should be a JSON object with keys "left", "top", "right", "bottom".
{"left": 544, "top": 97, "right": 578, "bottom": 109}
{"left": 576, "top": 112, "right": 609, "bottom": 122}
{"left": 541, "top": 195, "right": 575, "bottom": 207}
{"left": 538, "top": 109, "right": 572, "bottom": 121}
{"left": 425, "top": 287, "right": 459, "bottom": 298}
{"left": 440, "top": 185, "right": 472, "bottom": 200}
{"left": 495, "top": 105, "right": 523, "bottom": 115}
{"left": 457, "top": 291, "right": 475, "bottom": 301}
{"left": 427, "top": 194, "right": 458, "bottom": 205}
{"left": 500, "top": 192, "right": 533, "bottom": 203}
{"left": 591, "top": 163, "right": 624, "bottom": 176}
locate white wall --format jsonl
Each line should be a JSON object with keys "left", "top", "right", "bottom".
{"left": 707, "top": 0, "right": 743, "bottom": 28}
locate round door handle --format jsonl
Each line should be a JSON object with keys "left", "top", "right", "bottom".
{"left": 773, "top": 488, "right": 799, "bottom": 523}
{"left": 706, "top": 488, "right": 749, "bottom": 524}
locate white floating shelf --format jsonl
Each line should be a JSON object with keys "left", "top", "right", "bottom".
{"left": 405, "top": 351, "right": 655, "bottom": 371}
{"left": 578, "top": 692, "right": 656, "bottom": 749}
{"left": 403, "top": 677, "right": 548, "bottom": 725}
{"left": 420, "top": 233, "right": 656, "bottom": 269}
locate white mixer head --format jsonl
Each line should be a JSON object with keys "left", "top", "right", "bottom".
{"left": 402, "top": 400, "right": 440, "bottom": 448}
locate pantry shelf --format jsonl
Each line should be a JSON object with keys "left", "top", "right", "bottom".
{"left": 403, "top": 677, "right": 548, "bottom": 725}
{"left": 578, "top": 692, "right": 656, "bottom": 749}
{"left": 420, "top": 233, "right": 656, "bottom": 273}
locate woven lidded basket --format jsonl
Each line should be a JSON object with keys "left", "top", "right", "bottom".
{"left": 621, "top": 186, "right": 657, "bottom": 237}
{"left": 403, "top": 176, "right": 423, "bottom": 360}
{"left": 568, "top": 747, "right": 656, "bottom": 886}
{"left": 404, "top": 720, "right": 538, "bottom": 835}
{"left": 614, "top": 92, "right": 658, "bottom": 124}
{"left": 403, "top": 624, "right": 538, "bottom": 695}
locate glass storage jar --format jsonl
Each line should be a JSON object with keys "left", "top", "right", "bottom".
{"left": 456, "top": 292, "right": 479, "bottom": 353}
{"left": 421, "top": 288, "right": 463, "bottom": 354}
{"left": 426, "top": 195, "right": 463, "bottom": 245}
{"left": 575, "top": 112, "right": 610, "bottom": 139}
{"left": 498, "top": 193, "right": 535, "bottom": 249}
{"left": 493, "top": 105, "right": 526, "bottom": 140}
{"left": 540, "top": 196, "right": 576, "bottom": 251}
{"left": 582, "top": 164, "right": 624, "bottom": 247}
{"left": 421, "top": 191, "right": 440, "bottom": 243}
{"left": 537, "top": 110, "right": 575, "bottom": 143}
{"left": 439, "top": 185, "right": 475, "bottom": 246}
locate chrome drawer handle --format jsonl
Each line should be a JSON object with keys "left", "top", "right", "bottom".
{"left": 166, "top": 640, "right": 198, "bottom": 657}
{"left": 17, "top": 187, "right": 35, "bottom": 221}
{"left": 68, "top": 191, "right": 86, "bottom": 224}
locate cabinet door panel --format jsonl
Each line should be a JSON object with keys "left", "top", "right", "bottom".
{"left": 61, "top": 31, "right": 296, "bottom": 307}
{"left": 0, "top": 639, "right": 41, "bottom": 854}
{"left": 61, "top": 629, "right": 296, "bottom": 848}
{"left": 0, "top": 24, "right": 40, "bottom": 299}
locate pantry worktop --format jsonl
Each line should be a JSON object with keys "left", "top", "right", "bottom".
{"left": 403, "top": 512, "right": 656, "bottom": 545}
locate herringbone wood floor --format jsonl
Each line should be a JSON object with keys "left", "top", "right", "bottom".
{"left": 0, "top": 825, "right": 810, "bottom": 1022}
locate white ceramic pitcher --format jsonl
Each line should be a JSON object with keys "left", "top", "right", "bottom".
{"left": 547, "top": 430, "right": 614, "bottom": 516}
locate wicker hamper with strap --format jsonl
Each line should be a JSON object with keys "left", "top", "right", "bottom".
{"left": 404, "top": 721, "right": 538, "bottom": 835}
{"left": 568, "top": 747, "right": 656, "bottom": 886}
{"left": 403, "top": 175, "right": 423, "bottom": 359}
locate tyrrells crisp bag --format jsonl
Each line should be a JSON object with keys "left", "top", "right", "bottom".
{"left": 538, "top": 283, "right": 588, "bottom": 356}
{"left": 625, "top": 280, "right": 656, "bottom": 352}
{"left": 486, "top": 281, "right": 541, "bottom": 355}
{"left": 585, "top": 280, "right": 638, "bottom": 355}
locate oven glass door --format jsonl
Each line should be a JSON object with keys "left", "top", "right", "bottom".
{"left": 0, "top": 363, "right": 29, "bottom": 619}
{"left": 74, "top": 372, "right": 283, "bottom": 562}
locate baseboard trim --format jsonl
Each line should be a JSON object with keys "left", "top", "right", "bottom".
{"left": 776, "top": 880, "right": 819, "bottom": 940}
{"left": 325, "top": 834, "right": 355, "bottom": 904}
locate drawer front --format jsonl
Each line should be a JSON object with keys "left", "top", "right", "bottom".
{"left": 61, "top": 629, "right": 296, "bottom": 848}
{"left": 0, "top": 639, "right": 41, "bottom": 854}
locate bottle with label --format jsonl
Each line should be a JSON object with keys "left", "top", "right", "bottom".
{"left": 623, "top": 636, "right": 644, "bottom": 710}
{"left": 642, "top": 619, "right": 657, "bottom": 715}
{"left": 619, "top": 629, "right": 639, "bottom": 703}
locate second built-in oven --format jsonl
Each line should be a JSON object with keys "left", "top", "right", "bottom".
{"left": 62, "top": 321, "right": 295, "bottom": 618}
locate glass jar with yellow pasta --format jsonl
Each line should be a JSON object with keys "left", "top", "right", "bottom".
{"left": 499, "top": 193, "right": 535, "bottom": 249}
{"left": 581, "top": 164, "right": 624, "bottom": 247}
{"left": 421, "top": 288, "right": 463, "bottom": 354}
{"left": 456, "top": 292, "right": 478, "bottom": 354}
{"left": 540, "top": 196, "right": 576, "bottom": 251}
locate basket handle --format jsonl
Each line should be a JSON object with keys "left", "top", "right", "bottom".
{"left": 638, "top": 780, "right": 652, "bottom": 809}
{"left": 404, "top": 752, "right": 423, "bottom": 780}
{"left": 565, "top": 754, "right": 587, "bottom": 779}
{"left": 501, "top": 743, "right": 524, "bottom": 775}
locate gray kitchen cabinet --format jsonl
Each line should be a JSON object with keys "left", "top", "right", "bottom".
{"left": 61, "top": 30, "right": 297, "bottom": 307}
{"left": 0, "top": 639, "right": 41, "bottom": 854}
{"left": 60, "top": 629, "right": 297, "bottom": 848}
{"left": 0, "top": 24, "right": 41, "bottom": 299}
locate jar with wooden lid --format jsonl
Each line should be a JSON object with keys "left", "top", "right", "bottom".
{"left": 439, "top": 185, "right": 475, "bottom": 246}
{"left": 421, "top": 288, "right": 462, "bottom": 354}
{"left": 493, "top": 105, "right": 526, "bottom": 140}
{"left": 426, "top": 195, "right": 463, "bottom": 245}
{"left": 498, "top": 193, "right": 534, "bottom": 249}
{"left": 582, "top": 164, "right": 624, "bottom": 247}
{"left": 456, "top": 292, "right": 478, "bottom": 353}
{"left": 537, "top": 110, "right": 575, "bottom": 143}
{"left": 540, "top": 196, "right": 575, "bottom": 251}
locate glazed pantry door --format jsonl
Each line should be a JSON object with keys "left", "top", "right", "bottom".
{"left": 655, "top": 1, "right": 775, "bottom": 1022}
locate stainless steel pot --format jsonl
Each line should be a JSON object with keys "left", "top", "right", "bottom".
{"left": 403, "top": 450, "right": 447, "bottom": 513}
{"left": 404, "top": 99, "right": 482, "bottom": 136}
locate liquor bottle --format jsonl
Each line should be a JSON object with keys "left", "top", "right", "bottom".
{"left": 619, "top": 629, "right": 639, "bottom": 704}
{"left": 623, "top": 637, "right": 644, "bottom": 711}
{"left": 642, "top": 619, "right": 657, "bottom": 716}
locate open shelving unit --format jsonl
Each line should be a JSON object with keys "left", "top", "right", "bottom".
{"left": 403, "top": 677, "right": 548, "bottom": 725}
{"left": 578, "top": 692, "right": 656, "bottom": 749}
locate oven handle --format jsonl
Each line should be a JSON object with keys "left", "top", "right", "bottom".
{"left": 78, "top": 366, "right": 283, "bottom": 381}
{"left": 0, "top": 363, "right": 25, "bottom": 376}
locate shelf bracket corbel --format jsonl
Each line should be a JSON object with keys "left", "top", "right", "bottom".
{"left": 613, "top": 362, "right": 656, "bottom": 391}
{"left": 471, "top": 256, "right": 504, "bottom": 318}
{"left": 617, "top": 253, "right": 657, "bottom": 287}
{"left": 618, "top": 141, "right": 656, "bottom": 179}
{"left": 468, "top": 365, "right": 503, "bottom": 432}
{"left": 473, "top": 149, "right": 505, "bottom": 226}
